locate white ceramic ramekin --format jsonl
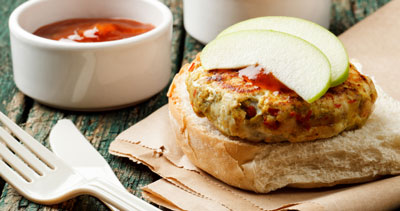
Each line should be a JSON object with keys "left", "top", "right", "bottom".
{"left": 9, "top": 0, "right": 172, "bottom": 111}
{"left": 183, "top": 0, "right": 332, "bottom": 44}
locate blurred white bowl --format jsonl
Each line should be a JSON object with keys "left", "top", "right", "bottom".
{"left": 9, "top": 0, "right": 172, "bottom": 111}
{"left": 183, "top": 0, "right": 332, "bottom": 44}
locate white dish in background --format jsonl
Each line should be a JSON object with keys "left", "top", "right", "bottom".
{"left": 183, "top": 0, "right": 332, "bottom": 44}
{"left": 9, "top": 0, "right": 172, "bottom": 111}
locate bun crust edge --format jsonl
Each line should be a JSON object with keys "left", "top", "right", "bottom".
{"left": 167, "top": 63, "right": 400, "bottom": 193}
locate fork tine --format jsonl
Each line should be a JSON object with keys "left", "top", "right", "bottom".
{"left": 0, "top": 142, "right": 37, "bottom": 182}
{"left": 0, "top": 112, "right": 56, "bottom": 168}
{"left": 0, "top": 157, "right": 29, "bottom": 193}
{"left": 0, "top": 127, "right": 48, "bottom": 175}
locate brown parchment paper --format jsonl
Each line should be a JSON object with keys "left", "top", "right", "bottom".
{"left": 110, "top": 103, "right": 400, "bottom": 211}
{"left": 109, "top": 1, "right": 400, "bottom": 210}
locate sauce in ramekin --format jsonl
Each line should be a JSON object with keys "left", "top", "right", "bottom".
{"left": 33, "top": 18, "right": 155, "bottom": 42}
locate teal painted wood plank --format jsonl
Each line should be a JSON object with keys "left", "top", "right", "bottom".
{"left": 0, "top": 0, "right": 32, "bottom": 122}
{"left": 0, "top": 0, "right": 394, "bottom": 210}
{"left": 181, "top": 34, "right": 204, "bottom": 65}
{"left": 0, "top": 0, "right": 35, "bottom": 203}
{"left": 330, "top": 0, "right": 392, "bottom": 34}
{"left": 0, "top": 0, "right": 184, "bottom": 210}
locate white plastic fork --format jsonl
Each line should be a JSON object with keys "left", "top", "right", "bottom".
{"left": 0, "top": 112, "right": 160, "bottom": 211}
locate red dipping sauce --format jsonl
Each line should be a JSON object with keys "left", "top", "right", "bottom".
{"left": 33, "top": 18, "right": 155, "bottom": 43}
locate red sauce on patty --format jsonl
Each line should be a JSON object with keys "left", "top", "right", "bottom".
{"left": 238, "top": 65, "right": 292, "bottom": 92}
{"left": 208, "top": 65, "right": 293, "bottom": 93}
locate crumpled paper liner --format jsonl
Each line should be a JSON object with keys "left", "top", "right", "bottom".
{"left": 109, "top": 0, "right": 400, "bottom": 210}
{"left": 109, "top": 103, "right": 400, "bottom": 211}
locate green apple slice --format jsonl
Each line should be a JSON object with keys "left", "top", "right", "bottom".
{"left": 217, "top": 16, "right": 349, "bottom": 87}
{"left": 201, "top": 30, "right": 331, "bottom": 103}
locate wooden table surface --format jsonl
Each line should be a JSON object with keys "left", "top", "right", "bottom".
{"left": 0, "top": 0, "right": 392, "bottom": 210}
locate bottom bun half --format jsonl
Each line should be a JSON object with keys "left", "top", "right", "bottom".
{"left": 167, "top": 63, "right": 400, "bottom": 193}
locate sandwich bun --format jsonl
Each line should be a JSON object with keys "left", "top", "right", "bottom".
{"left": 167, "top": 62, "right": 400, "bottom": 193}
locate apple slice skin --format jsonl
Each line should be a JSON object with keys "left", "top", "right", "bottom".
{"left": 200, "top": 30, "right": 331, "bottom": 103}
{"left": 217, "top": 16, "right": 349, "bottom": 87}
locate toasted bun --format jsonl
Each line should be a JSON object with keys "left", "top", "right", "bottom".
{"left": 167, "top": 63, "right": 400, "bottom": 193}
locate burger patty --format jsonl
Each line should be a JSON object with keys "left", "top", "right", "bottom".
{"left": 186, "top": 55, "right": 378, "bottom": 143}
